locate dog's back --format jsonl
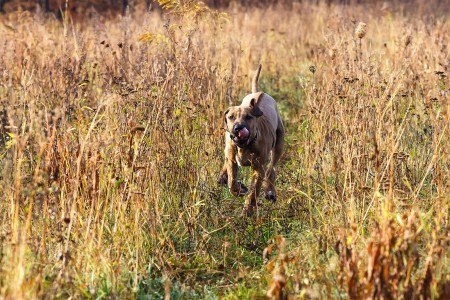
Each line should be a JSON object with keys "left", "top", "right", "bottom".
{"left": 241, "top": 92, "right": 282, "bottom": 134}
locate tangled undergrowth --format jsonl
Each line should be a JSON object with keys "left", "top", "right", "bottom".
{"left": 0, "top": 0, "right": 448, "bottom": 299}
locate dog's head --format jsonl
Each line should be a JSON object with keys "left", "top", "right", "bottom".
{"left": 224, "top": 97, "right": 263, "bottom": 148}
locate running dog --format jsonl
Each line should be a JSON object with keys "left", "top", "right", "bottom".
{"left": 218, "top": 65, "right": 284, "bottom": 214}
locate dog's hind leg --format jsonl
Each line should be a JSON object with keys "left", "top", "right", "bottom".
{"left": 244, "top": 164, "right": 265, "bottom": 215}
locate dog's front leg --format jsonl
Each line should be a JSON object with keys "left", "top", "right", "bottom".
{"left": 225, "top": 158, "right": 247, "bottom": 197}
{"left": 217, "top": 164, "right": 228, "bottom": 185}
{"left": 263, "top": 129, "right": 284, "bottom": 202}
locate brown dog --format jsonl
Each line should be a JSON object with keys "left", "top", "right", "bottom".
{"left": 218, "top": 65, "right": 284, "bottom": 213}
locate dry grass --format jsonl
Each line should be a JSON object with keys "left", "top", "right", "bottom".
{"left": 0, "top": 1, "right": 449, "bottom": 299}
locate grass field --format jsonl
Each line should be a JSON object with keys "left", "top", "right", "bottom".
{"left": 0, "top": 1, "right": 449, "bottom": 299}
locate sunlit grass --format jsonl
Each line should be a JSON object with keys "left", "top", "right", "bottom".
{"left": 0, "top": 1, "right": 448, "bottom": 299}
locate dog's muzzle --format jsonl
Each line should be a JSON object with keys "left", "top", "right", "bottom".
{"left": 230, "top": 124, "right": 250, "bottom": 147}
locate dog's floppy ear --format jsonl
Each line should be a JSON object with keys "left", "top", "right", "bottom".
{"left": 249, "top": 97, "right": 263, "bottom": 117}
{"left": 223, "top": 108, "right": 230, "bottom": 126}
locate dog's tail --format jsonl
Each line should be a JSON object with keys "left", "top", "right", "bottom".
{"left": 252, "top": 64, "right": 262, "bottom": 94}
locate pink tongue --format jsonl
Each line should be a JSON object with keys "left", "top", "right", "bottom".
{"left": 238, "top": 127, "right": 249, "bottom": 139}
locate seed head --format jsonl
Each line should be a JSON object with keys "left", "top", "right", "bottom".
{"left": 309, "top": 66, "right": 316, "bottom": 74}
{"left": 355, "top": 22, "right": 367, "bottom": 39}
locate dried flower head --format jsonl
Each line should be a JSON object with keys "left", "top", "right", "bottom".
{"left": 309, "top": 66, "right": 316, "bottom": 74}
{"left": 329, "top": 48, "right": 337, "bottom": 60}
{"left": 404, "top": 34, "right": 412, "bottom": 48}
{"left": 355, "top": 22, "right": 367, "bottom": 39}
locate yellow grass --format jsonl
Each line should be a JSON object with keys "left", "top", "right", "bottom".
{"left": 0, "top": 1, "right": 448, "bottom": 298}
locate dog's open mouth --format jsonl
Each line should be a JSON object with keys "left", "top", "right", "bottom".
{"left": 232, "top": 127, "right": 250, "bottom": 146}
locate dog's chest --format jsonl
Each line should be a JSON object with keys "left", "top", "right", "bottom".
{"left": 235, "top": 150, "right": 254, "bottom": 167}
{"left": 236, "top": 151, "right": 251, "bottom": 167}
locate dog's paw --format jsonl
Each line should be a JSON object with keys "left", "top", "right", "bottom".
{"left": 230, "top": 181, "right": 248, "bottom": 197}
{"left": 264, "top": 191, "right": 277, "bottom": 203}
{"left": 217, "top": 173, "right": 228, "bottom": 185}
{"left": 238, "top": 182, "right": 248, "bottom": 196}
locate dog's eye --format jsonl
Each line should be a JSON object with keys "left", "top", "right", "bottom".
{"left": 244, "top": 115, "right": 253, "bottom": 120}
{"left": 227, "top": 115, "right": 235, "bottom": 121}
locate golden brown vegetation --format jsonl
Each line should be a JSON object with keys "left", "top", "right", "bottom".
{"left": 0, "top": 1, "right": 449, "bottom": 299}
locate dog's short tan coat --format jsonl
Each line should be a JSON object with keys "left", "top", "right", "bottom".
{"left": 218, "top": 65, "right": 284, "bottom": 213}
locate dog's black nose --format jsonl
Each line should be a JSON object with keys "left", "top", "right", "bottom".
{"left": 233, "top": 124, "right": 245, "bottom": 133}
